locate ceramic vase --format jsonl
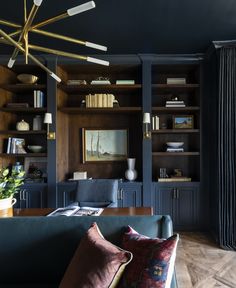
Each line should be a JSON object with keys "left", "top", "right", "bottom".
{"left": 0, "top": 196, "right": 16, "bottom": 217}
{"left": 125, "top": 158, "right": 137, "bottom": 181}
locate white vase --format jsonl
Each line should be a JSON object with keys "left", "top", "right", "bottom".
{"left": 125, "top": 158, "right": 137, "bottom": 181}
{"left": 0, "top": 196, "right": 16, "bottom": 217}
{"left": 0, "top": 196, "right": 17, "bottom": 210}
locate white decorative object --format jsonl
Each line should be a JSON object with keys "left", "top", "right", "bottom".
{"left": 16, "top": 119, "right": 29, "bottom": 131}
{"left": 0, "top": 196, "right": 16, "bottom": 210}
{"left": 166, "top": 142, "right": 184, "bottom": 148}
{"left": 73, "top": 171, "right": 87, "bottom": 180}
{"left": 125, "top": 158, "right": 137, "bottom": 181}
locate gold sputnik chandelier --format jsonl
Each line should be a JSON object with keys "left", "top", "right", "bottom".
{"left": 0, "top": 0, "right": 109, "bottom": 82}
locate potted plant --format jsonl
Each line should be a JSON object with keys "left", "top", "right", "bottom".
{"left": 0, "top": 167, "right": 25, "bottom": 211}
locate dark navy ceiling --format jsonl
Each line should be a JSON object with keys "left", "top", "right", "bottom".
{"left": 0, "top": 0, "right": 236, "bottom": 55}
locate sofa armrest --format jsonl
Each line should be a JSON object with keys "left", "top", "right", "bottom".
{"left": 161, "top": 215, "right": 174, "bottom": 239}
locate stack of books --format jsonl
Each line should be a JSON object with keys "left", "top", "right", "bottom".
{"left": 166, "top": 147, "right": 184, "bottom": 152}
{"left": 67, "top": 79, "right": 87, "bottom": 85}
{"left": 158, "top": 177, "right": 191, "bottom": 182}
{"left": 165, "top": 100, "right": 186, "bottom": 107}
{"left": 85, "top": 94, "right": 116, "bottom": 108}
{"left": 167, "top": 78, "right": 186, "bottom": 84}
{"left": 6, "top": 103, "right": 29, "bottom": 108}
{"left": 116, "top": 80, "right": 135, "bottom": 85}
{"left": 6, "top": 137, "right": 27, "bottom": 154}
{"left": 33, "top": 90, "right": 44, "bottom": 108}
{"left": 91, "top": 79, "right": 111, "bottom": 85}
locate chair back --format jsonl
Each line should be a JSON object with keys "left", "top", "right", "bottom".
{"left": 76, "top": 179, "right": 118, "bottom": 207}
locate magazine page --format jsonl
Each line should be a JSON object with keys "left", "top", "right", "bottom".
{"left": 73, "top": 207, "right": 104, "bottom": 216}
{"left": 47, "top": 206, "right": 79, "bottom": 216}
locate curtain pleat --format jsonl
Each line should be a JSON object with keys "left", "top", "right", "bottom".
{"left": 218, "top": 47, "right": 236, "bottom": 250}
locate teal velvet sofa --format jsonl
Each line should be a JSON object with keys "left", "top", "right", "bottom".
{"left": 0, "top": 215, "right": 177, "bottom": 288}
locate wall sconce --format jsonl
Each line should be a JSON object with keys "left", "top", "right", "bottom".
{"left": 44, "top": 113, "right": 55, "bottom": 140}
{"left": 143, "top": 112, "right": 151, "bottom": 139}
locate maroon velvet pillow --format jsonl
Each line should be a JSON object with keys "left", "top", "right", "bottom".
{"left": 59, "top": 222, "right": 133, "bottom": 288}
{"left": 118, "top": 226, "right": 179, "bottom": 288}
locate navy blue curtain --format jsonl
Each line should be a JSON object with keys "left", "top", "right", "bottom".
{"left": 217, "top": 47, "right": 236, "bottom": 250}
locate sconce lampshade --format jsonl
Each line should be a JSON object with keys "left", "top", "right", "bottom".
{"left": 143, "top": 112, "right": 151, "bottom": 124}
{"left": 44, "top": 113, "right": 52, "bottom": 124}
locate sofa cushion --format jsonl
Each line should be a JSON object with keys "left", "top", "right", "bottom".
{"left": 59, "top": 222, "right": 133, "bottom": 288}
{"left": 118, "top": 226, "right": 179, "bottom": 288}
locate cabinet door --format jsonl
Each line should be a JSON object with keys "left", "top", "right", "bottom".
{"left": 15, "top": 184, "right": 47, "bottom": 208}
{"left": 57, "top": 182, "right": 77, "bottom": 207}
{"left": 153, "top": 182, "right": 200, "bottom": 230}
{"left": 153, "top": 184, "right": 175, "bottom": 220}
{"left": 118, "top": 182, "right": 142, "bottom": 207}
{"left": 174, "top": 185, "right": 199, "bottom": 229}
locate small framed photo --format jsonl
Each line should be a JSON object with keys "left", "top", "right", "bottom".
{"left": 82, "top": 128, "right": 128, "bottom": 163}
{"left": 172, "top": 115, "right": 194, "bottom": 129}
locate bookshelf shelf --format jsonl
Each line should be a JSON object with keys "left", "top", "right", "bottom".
{"left": 0, "top": 130, "right": 46, "bottom": 135}
{"left": 58, "top": 84, "right": 141, "bottom": 93}
{"left": 0, "top": 153, "right": 47, "bottom": 157}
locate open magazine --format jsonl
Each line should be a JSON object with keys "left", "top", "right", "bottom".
{"left": 47, "top": 205, "right": 104, "bottom": 217}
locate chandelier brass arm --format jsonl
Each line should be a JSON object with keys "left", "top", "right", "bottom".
{"left": 0, "top": 28, "right": 61, "bottom": 82}
{"left": 0, "top": 19, "right": 22, "bottom": 29}
{"left": 8, "top": 0, "right": 43, "bottom": 67}
{"left": 28, "top": 44, "right": 109, "bottom": 65}
{"left": 0, "top": 1, "right": 108, "bottom": 82}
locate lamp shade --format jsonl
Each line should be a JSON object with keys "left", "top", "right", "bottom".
{"left": 44, "top": 113, "right": 52, "bottom": 124}
{"left": 143, "top": 112, "right": 151, "bottom": 124}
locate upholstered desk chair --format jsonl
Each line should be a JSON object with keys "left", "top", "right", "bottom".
{"left": 75, "top": 179, "right": 119, "bottom": 208}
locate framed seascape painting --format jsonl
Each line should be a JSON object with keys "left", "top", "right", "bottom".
{"left": 82, "top": 128, "right": 128, "bottom": 162}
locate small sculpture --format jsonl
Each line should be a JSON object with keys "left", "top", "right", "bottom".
{"left": 16, "top": 119, "right": 29, "bottom": 131}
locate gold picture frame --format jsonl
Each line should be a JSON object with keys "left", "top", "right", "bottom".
{"left": 172, "top": 115, "right": 194, "bottom": 129}
{"left": 82, "top": 128, "right": 128, "bottom": 163}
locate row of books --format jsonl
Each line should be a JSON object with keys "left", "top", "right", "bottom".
{"left": 165, "top": 100, "right": 186, "bottom": 108}
{"left": 85, "top": 94, "right": 116, "bottom": 108}
{"left": 152, "top": 116, "right": 160, "bottom": 130}
{"left": 33, "top": 90, "right": 44, "bottom": 108}
{"left": 6, "top": 137, "right": 26, "bottom": 154}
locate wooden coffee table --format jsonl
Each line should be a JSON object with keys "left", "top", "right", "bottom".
{"left": 8, "top": 207, "right": 153, "bottom": 217}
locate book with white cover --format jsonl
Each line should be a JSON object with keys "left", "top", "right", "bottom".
{"left": 116, "top": 80, "right": 135, "bottom": 85}
{"left": 165, "top": 104, "right": 186, "bottom": 107}
{"left": 47, "top": 205, "right": 104, "bottom": 217}
{"left": 166, "top": 148, "right": 184, "bottom": 152}
{"left": 91, "top": 80, "right": 111, "bottom": 85}
{"left": 167, "top": 78, "right": 186, "bottom": 84}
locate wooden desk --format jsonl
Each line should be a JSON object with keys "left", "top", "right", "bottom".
{"left": 11, "top": 207, "right": 153, "bottom": 217}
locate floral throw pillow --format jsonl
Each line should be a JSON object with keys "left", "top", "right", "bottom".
{"left": 118, "top": 226, "right": 179, "bottom": 288}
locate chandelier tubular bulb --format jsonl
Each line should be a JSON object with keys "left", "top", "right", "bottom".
{"left": 67, "top": 1, "right": 96, "bottom": 16}
{"left": 87, "top": 56, "right": 109, "bottom": 66}
{"left": 50, "top": 72, "right": 61, "bottom": 83}
{"left": 33, "top": 0, "right": 43, "bottom": 7}
{"left": 8, "top": 58, "right": 15, "bottom": 68}
{"left": 85, "top": 41, "right": 107, "bottom": 51}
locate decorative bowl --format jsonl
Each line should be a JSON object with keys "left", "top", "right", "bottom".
{"left": 17, "top": 74, "right": 38, "bottom": 84}
{"left": 27, "top": 145, "right": 43, "bottom": 153}
{"left": 166, "top": 142, "right": 184, "bottom": 148}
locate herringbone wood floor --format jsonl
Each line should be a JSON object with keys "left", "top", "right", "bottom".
{"left": 175, "top": 232, "right": 236, "bottom": 288}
